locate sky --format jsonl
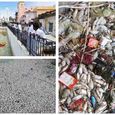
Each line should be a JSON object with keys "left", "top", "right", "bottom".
{"left": 0, "top": 1, "right": 55, "bottom": 18}
{"left": 0, "top": 2, "right": 55, "bottom": 11}
{"left": 0, "top": 2, "right": 17, "bottom": 11}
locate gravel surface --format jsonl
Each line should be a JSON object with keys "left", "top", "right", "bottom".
{"left": 0, "top": 59, "right": 55, "bottom": 113}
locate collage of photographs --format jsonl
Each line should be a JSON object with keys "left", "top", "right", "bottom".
{"left": 0, "top": 0, "right": 115, "bottom": 114}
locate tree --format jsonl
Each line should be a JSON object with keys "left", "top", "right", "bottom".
{"left": 9, "top": 16, "right": 14, "bottom": 22}
{"left": 15, "top": 12, "right": 18, "bottom": 22}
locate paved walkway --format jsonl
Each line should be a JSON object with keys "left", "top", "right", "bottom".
{"left": 0, "top": 59, "right": 55, "bottom": 113}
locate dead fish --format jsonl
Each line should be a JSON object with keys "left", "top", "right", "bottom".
{"left": 98, "top": 96, "right": 105, "bottom": 105}
{"left": 66, "top": 96, "right": 72, "bottom": 105}
{"left": 98, "top": 87, "right": 105, "bottom": 93}
{"left": 74, "top": 84, "right": 87, "bottom": 92}
{"left": 73, "top": 9, "right": 78, "bottom": 20}
{"left": 59, "top": 65, "right": 62, "bottom": 72}
{"left": 62, "top": 60, "right": 66, "bottom": 67}
{"left": 59, "top": 58, "right": 62, "bottom": 64}
{"left": 64, "top": 57, "right": 71, "bottom": 65}
{"left": 94, "top": 79, "right": 106, "bottom": 85}
{"left": 60, "top": 98, "right": 67, "bottom": 104}
{"left": 82, "top": 66, "right": 88, "bottom": 74}
{"left": 94, "top": 82, "right": 102, "bottom": 87}
{"left": 67, "top": 31, "right": 81, "bottom": 40}
{"left": 88, "top": 70, "right": 95, "bottom": 77}
{"left": 62, "top": 89, "right": 71, "bottom": 99}
{"left": 72, "top": 95, "right": 83, "bottom": 101}
{"left": 80, "top": 82, "right": 89, "bottom": 90}
{"left": 87, "top": 74, "right": 91, "bottom": 83}
{"left": 78, "top": 65, "right": 83, "bottom": 75}
{"left": 103, "top": 84, "right": 108, "bottom": 91}
{"left": 87, "top": 101, "right": 93, "bottom": 113}
{"left": 73, "top": 84, "right": 83, "bottom": 90}
{"left": 59, "top": 105, "right": 68, "bottom": 113}
{"left": 69, "top": 90, "right": 74, "bottom": 98}
{"left": 59, "top": 57, "right": 70, "bottom": 73}
{"left": 59, "top": 83, "right": 66, "bottom": 96}
{"left": 83, "top": 101, "right": 88, "bottom": 112}
{"left": 93, "top": 91, "right": 101, "bottom": 103}
{"left": 88, "top": 64, "right": 94, "bottom": 71}
{"left": 96, "top": 88, "right": 103, "bottom": 99}
{"left": 103, "top": 110, "right": 109, "bottom": 113}
{"left": 76, "top": 73, "right": 81, "bottom": 80}
{"left": 87, "top": 89, "right": 91, "bottom": 98}
{"left": 80, "top": 73, "right": 87, "bottom": 82}
{"left": 95, "top": 102, "right": 107, "bottom": 113}
{"left": 77, "top": 89, "right": 87, "bottom": 95}
{"left": 72, "top": 90, "right": 78, "bottom": 97}
{"left": 92, "top": 75, "right": 103, "bottom": 80}
{"left": 78, "top": 9, "right": 85, "bottom": 23}
{"left": 60, "top": 64, "right": 69, "bottom": 73}
{"left": 59, "top": 105, "right": 67, "bottom": 113}
{"left": 88, "top": 78, "right": 94, "bottom": 90}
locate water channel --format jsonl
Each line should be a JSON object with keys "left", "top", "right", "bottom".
{"left": 0, "top": 28, "right": 13, "bottom": 56}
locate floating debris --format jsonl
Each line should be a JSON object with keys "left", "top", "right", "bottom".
{"left": 59, "top": 2, "right": 115, "bottom": 113}
{"left": 0, "top": 41, "right": 6, "bottom": 48}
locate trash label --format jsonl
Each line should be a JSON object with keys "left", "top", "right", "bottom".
{"left": 59, "top": 72, "right": 78, "bottom": 89}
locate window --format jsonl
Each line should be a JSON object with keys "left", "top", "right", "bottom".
{"left": 49, "top": 22, "right": 53, "bottom": 32}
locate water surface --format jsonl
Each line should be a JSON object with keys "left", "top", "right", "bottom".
{"left": 0, "top": 28, "right": 13, "bottom": 56}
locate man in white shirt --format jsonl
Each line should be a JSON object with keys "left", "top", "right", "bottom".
{"left": 18, "top": 23, "right": 22, "bottom": 32}
{"left": 36, "top": 28, "right": 46, "bottom": 38}
{"left": 33, "top": 22, "right": 46, "bottom": 38}
{"left": 28, "top": 22, "right": 35, "bottom": 34}
{"left": 27, "top": 22, "right": 35, "bottom": 52}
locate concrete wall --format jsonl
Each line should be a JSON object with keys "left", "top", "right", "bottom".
{"left": 6, "top": 27, "right": 29, "bottom": 56}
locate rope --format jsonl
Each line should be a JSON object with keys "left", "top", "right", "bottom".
{"left": 80, "top": 2, "right": 90, "bottom": 64}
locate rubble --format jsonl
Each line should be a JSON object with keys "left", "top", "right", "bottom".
{"left": 59, "top": 2, "right": 115, "bottom": 113}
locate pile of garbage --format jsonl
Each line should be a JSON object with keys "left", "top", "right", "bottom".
{"left": 59, "top": 2, "right": 115, "bottom": 113}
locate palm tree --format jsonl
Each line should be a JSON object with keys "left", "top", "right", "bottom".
{"left": 15, "top": 12, "right": 18, "bottom": 22}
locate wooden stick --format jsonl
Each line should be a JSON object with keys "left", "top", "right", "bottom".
{"left": 80, "top": 2, "right": 90, "bottom": 64}
{"left": 59, "top": 3, "right": 108, "bottom": 9}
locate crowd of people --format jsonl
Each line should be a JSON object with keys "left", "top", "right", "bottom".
{"left": 12, "top": 21, "right": 47, "bottom": 38}
{"left": 9, "top": 20, "right": 55, "bottom": 55}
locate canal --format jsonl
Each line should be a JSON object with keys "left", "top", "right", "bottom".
{"left": 0, "top": 28, "right": 13, "bottom": 56}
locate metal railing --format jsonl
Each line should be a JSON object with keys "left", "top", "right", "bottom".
{"left": 8, "top": 26, "right": 56, "bottom": 56}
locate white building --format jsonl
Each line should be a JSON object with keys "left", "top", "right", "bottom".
{"left": 39, "top": 10, "right": 56, "bottom": 36}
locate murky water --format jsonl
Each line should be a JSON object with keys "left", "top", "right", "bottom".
{"left": 0, "top": 28, "right": 13, "bottom": 56}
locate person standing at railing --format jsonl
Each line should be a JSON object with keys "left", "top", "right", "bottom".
{"left": 23, "top": 23, "right": 29, "bottom": 32}
{"left": 12, "top": 23, "right": 17, "bottom": 34}
{"left": 18, "top": 23, "right": 22, "bottom": 32}
{"left": 27, "top": 22, "right": 35, "bottom": 51}
{"left": 13, "top": 23, "right": 18, "bottom": 29}
{"left": 33, "top": 22, "right": 46, "bottom": 38}
{"left": 39, "top": 22, "right": 47, "bottom": 34}
{"left": 28, "top": 22, "right": 35, "bottom": 34}
{"left": 33, "top": 21, "right": 53, "bottom": 55}
{"left": 29, "top": 21, "right": 46, "bottom": 54}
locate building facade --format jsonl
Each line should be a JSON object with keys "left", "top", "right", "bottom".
{"left": 17, "top": 1, "right": 55, "bottom": 24}
{"left": 17, "top": 1, "right": 25, "bottom": 22}
{"left": 39, "top": 10, "right": 56, "bottom": 36}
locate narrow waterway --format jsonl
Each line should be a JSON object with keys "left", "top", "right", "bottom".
{"left": 0, "top": 28, "right": 13, "bottom": 56}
